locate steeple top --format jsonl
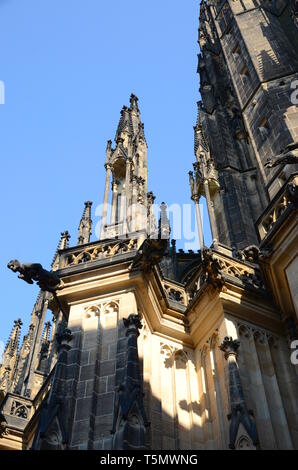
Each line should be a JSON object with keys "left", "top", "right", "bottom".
{"left": 130, "top": 93, "right": 139, "bottom": 111}
{"left": 5, "top": 318, "right": 23, "bottom": 355}
{"left": 51, "top": 231, "right": 71, "bottom": 270}
{"left": 77, "top": 201, "right": 93, "bottom": 245}
{"left": 113, "top": 94, "right": 145, "bottom": 146}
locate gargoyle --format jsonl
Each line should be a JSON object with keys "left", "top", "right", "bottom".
{"left": 131, "top": 238, "right": 168, "bottom": 272}
{"left": 7, "top": 260, "right": 63, "bottom": 293}
{"left": 236, "top": 245, "right": 260, "bottom": 264}
{"left": 201, "top": 249, "right": 224, "bottom": 288}
{"left": 265, "top": 142, "right": 298, "bottom": 168}
{"left": 287, "top": 182, "right": 298, "bottom": 206}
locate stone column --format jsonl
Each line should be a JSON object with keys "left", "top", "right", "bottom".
{"left": 204, "top": 179, "right": 218, "bottom": 248}
{"left": 189, "top": 170, "right": 205, "bottom": 252}
{"left": 100, "top": 164, "right": 112, "bottom": 239}
{"left": 194, "top": 196, "right": 205, "bottom": 252}
{"left": 32, "top": 323, "right": 73, "bottom": 450}
{"left": 219, "top": 336, "right": 259, "bottom": 450}
{"left": 111, "top": 180, "right": 118, "bottom": 225}
{"left": 112, "top": 314, "right": 149, "bottom": 450}
{"left": 125, "top": 158, "right": 132, "bottom": 234}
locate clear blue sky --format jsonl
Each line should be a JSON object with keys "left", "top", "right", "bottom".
{"left": 0, "top": 0, "right": 210, "bottom": 345}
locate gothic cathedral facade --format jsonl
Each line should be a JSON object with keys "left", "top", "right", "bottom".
{"left": 1, "top": 1, "right": 298, "bottom": 451}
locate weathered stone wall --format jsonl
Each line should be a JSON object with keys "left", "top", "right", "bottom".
{"left": 62, "top": 292, "right": 138, "bottom": 450}
{"left": 198, "top": 0, "right": 298, "bottom": 247}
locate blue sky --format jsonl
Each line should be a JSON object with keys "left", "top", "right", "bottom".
{"left": 0, "top": 0, "right": 210, "bottom": 344}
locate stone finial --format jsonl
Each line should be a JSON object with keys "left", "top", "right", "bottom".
{"left": 130, "top": 93, "right": 139, "bottom": 111}
{"left": 51, "top": 231, "right": 70, "bottom": 270}
{"left": 77, "top": 201, "right": 93, "bottom": 245}
{"left": 42, "top": 322, "right": 52, "bottom": 342}
{"left": 159, "top": 202, "right": 170, "bottom": 240}
{"left": 147, "top": 191, "right": 155, "bottom": 205}
{"left": 5, "top": 319, "right": 23, "bottom": 356}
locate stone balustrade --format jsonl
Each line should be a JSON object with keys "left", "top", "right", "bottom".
{"left": 257, "top": 175, "right": 298, "bottom": 242}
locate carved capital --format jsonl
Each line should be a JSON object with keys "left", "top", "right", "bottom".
{"left": 105, "top": 163, "right": 112, "bottom": 171}
{"left": 219, "top": 336, "right": 240, "bottom": 360}
{"left": 56, "top": 326, "right": 73, "bottom": 352}
{"left": 123, "top": 314, "right": 142, "bottom": 337}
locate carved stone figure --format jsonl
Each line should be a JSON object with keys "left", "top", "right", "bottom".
{"left": 7, "top": 260, "right": 62, "bottom": 293}
{"left": 131, "top": 238, "right": 168, "bottom": 272}
{"left": 236, "top": 245, "right": 260, "bottom": 264}
{"left": 265, "top": 142, "right": 298, "bottom": 168}
{"left": 201, "top": 248, "right": 224, "bottom": 288}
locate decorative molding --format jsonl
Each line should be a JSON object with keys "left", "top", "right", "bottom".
{"left": 62, "top": 239, "right": 138, "bottom": 268}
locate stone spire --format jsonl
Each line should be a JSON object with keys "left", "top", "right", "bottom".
{"left": 159, "top": 202, "right": 170, "bottom": 241}
{"left": 190, "top": 102, "right": 220, "bottom": 248}
{"left": 37, "top": 322, "right": 52, "bottom": 372}
{"left": 77, "top": 201, "right": 93, "bottom": 245}
{"left": 51, "top": 231, "right": 71, "bottom": 271}
{"left": 194, "top": 103, "right": 210, "bottom": 156}
{"left": 100, "top": 94, "right": 149, "bottom": 240}
{"left": 11, "top": 324, "right": 35, "bottom": 394}
{"left": 41, "top": 322, "right": 51, "bottom": 343}
{"left": 0, "top": 319, "right": 23, "bottom": 395}
{"left": 4, "top": 319, "right": 22, "bottom": 357}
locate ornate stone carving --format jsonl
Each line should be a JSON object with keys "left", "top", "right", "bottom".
{"left": 164, "top": 285, "right": 185, "bottom": 304}
{"left": 201, "top": 249, "right": 224, "bottom": 289}
{"left": 10, "top": 400, "right": 31, "bottom": 419}
{"left": 7, "top": 260, "right": 62, "bottom": 293}
{"left": 258, "top": 176, "right": 298, "bottom": 241}
{"left": 55, "top": 325, "right": 73, "bottom": 353}
{"left": 265, "top": 142, "right": 298, "bottom": 168}
{"left": 84, "top": 305, "right": 101, "bottom": 319}
{"left": 236, "top": 245, "right": 260, "bottom": 264}
{"left": 63, "top": 239, "right": 138, "bottom": 267}
{"left": 104, "top": 302, "right": 119, "bottom": 315}
{"left": 131, "top": 238, "right": 168, "bottom": 272}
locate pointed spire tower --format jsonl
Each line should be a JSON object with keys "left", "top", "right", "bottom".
{"left": 77, "top": 201, "right": 93, "bottom": 245}
{"left": 100, "top": 94, "right": 149, "bottom": 241}
{"left": 0, "top": 319, "right": 23, "bottom": 395}
{"left": 189, "top": 102, "right": 220, "bottom": 249}
{"left": 4, "top": 319, "right": 22, "bottom": 358}
{"left": 51, "top": 231, "right": 71, "bottom": 271}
